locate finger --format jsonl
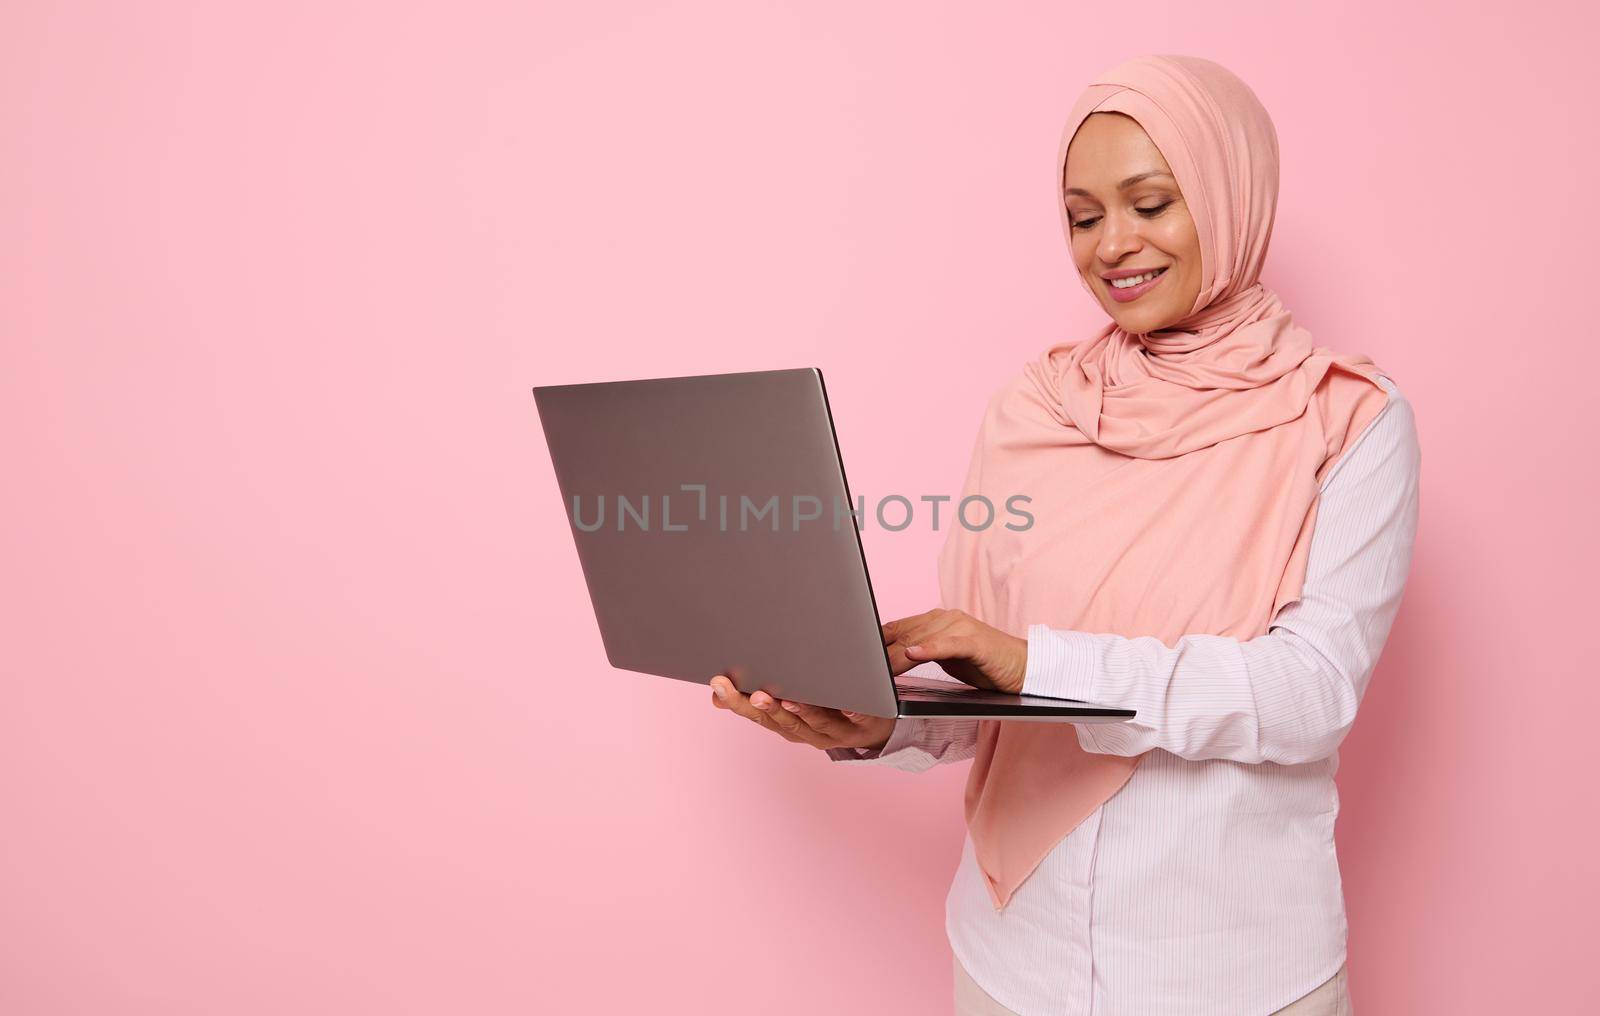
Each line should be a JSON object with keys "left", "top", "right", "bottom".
{"left": 887, "top": 612, "right": 965, "bottom": 672}
{"left": 779, "top": 700, "right": 856, "bottom": 744}
{"left": 710, "top": 675, "right": 756, "bottom": 715}
{"left": 881, "top": 609, "right": 944, "bottom": 646}
{"left": 903, "top": 632, "right": 980, "bottom": 664}
{"left": 884, "top": 640, "right": 918, "bottom": 676}
{"left": 901, "top": 634, "right": 1001, "bottom": 690}
{"left": 787, "top": 701, "right": 889, "bottom": 745}
{"left": 893, "top": 609, "right": 964, "bottom": 650}
{"left": 709, "top": 675, "right": 757, "bottom": 711}
{"left": 751, "top": 690, "right": 829, "bottom": 747}
{"left": 745, "top": 689, "right": 809, "bottom": 743}
{"left": 715, "top": 678, "right": 804, "bottom": 742}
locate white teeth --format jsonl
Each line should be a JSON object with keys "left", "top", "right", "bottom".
{"left": 1110, "top": 269, "right": 1164, "bottom": 289}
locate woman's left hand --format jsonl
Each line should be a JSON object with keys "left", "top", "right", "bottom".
{"left": 882, "top": 608, "right": 1028, "bottom": 695}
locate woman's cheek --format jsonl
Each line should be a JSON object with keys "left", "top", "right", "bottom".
{"left": 1071, "top": 242, "right": 1096, "bottom": 278}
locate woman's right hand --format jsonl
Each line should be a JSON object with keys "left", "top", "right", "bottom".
{"left": 707, "top": 675, "right": 897, "bottom": 754}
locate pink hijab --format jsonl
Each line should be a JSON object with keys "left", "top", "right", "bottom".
{"left": 939, "top": 54, "right": 1391, "bottom": 911}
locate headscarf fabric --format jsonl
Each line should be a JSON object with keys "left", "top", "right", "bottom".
{"left": 939, "top": 54, "right": 1390, "bottom": 911}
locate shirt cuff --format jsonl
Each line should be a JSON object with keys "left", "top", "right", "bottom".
{"left": 825, "top": 714, "right": 919, "bottom": 762}
{"left": 1022, "top": 623, "right": 1101, "bottom": 701}
{"left": 1022, "top": 623, "right": 1110, "bottom": 754}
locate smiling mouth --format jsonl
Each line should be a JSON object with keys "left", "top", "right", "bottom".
{"left": 1107, "top": 267, "right": 1168, "bottom": 289}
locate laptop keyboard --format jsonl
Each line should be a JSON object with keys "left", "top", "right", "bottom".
{"left": 897, "top": 682, "right": 981, "bottom": 699}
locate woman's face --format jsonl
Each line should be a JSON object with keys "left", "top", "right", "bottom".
{"left": 1062, "top": 112, "right": 1202, "bottom": 334}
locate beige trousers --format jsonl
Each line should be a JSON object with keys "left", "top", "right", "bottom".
{"left": 953, "top": 952, "right": 1351, "bottom": 1015}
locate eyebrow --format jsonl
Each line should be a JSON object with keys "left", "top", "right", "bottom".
{"left": 1063, "top": 170, "right": 1174, "bottom": 198}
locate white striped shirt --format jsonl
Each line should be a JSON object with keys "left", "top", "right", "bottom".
{"left": 828, "top": 375, "right": 1420, "bottom": 1015}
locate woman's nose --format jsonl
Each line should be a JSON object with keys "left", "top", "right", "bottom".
{"left": 1096, "top": 211, "right": 1142, "bottom": 263}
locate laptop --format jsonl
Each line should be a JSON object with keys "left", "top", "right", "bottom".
{"left": 532, "top": 367, "right": 1135, "bottom": 724}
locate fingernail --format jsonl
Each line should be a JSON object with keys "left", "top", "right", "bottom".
{"left": 712, "top": 682, "right": 727, "bottom": 701}
{"left": 753, "top": 697, "right": 770, "bottom": 710}
{"left": 782, "top": 701, "right": 800, "bottom": 712}
{"left": 905, "top": 645, "right": 922, "bottom": 655}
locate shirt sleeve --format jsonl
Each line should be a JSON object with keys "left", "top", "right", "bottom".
{"left": 824, "top": 665, "right": 981, "bottom": 772}
{"left": 824, "top": 714, "right": 982, "bottom": 772}
{"left": 1020, "top": 379, "right": 1421, "bottom": 765}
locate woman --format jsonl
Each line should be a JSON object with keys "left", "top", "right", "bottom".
{"left": 709, "top": 54, "right": 1418, "bottom": 1016}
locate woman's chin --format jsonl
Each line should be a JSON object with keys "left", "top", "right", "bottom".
{"left": 1107, "top": 302, "right": 1186, "bottom": 336}
{"left": 1109, "top": 310, "right": 1158, "bottom": 335}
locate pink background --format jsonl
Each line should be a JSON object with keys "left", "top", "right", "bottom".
{"left": 4, "top": 2, "right": 1593, "bottom": 1012}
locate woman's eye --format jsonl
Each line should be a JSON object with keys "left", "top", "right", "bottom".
{"left": 1071, "top": 201, "right": 1171, "bottom": 230}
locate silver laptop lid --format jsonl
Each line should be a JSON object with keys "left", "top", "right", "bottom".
{"left": 534, "top": 368, "right": 902, "bottom": 717}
